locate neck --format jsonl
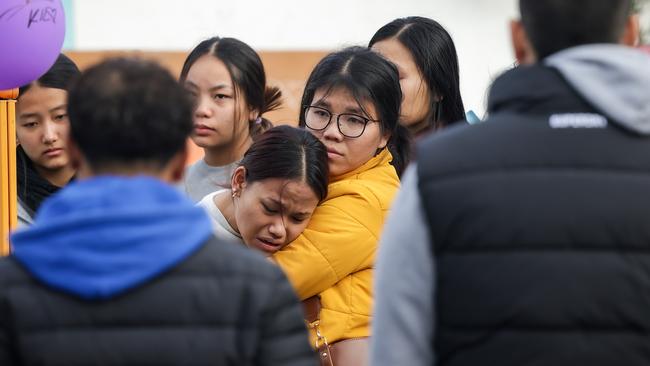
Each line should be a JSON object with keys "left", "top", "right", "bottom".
{"left": 213, "top": 190, "right": 240, "bottom": 234}
{"left": 408, "top": 119, "right": 433, "bottom": 137}
{"left": 203, "top": 136, "right": 252, "bottom": 167}
{"left": 36, "top": 165, "right": 75, "bottom": 187}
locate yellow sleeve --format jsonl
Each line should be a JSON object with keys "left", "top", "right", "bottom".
{"left": 272, "top": 187, "right": 381, "bottom": 300}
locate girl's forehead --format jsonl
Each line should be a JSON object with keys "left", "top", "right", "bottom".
{"left": 186, "top": 55, "right": 233, "bottom": 87}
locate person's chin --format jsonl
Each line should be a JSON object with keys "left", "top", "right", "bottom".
{"left": 328, "top": 161, "right": 351, "bottom": 177}
{"left": 40, "top": 158, "right": 69, "bottom": 171}
{"left": 192, "top": 134, "right": 221, "bottom": 148}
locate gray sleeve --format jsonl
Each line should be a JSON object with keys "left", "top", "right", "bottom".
{"left": 16, "top": 198, "right": 34, "bottom": 228}
{"left": 371, "top": 164, "right": 436, "bottom": 366}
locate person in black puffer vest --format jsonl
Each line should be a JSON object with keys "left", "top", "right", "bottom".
{"left": 0, "top": 58, "right": 316, "bottom": 366}
{"left": 372, "top": 1, "right": 650, "bottom": 365}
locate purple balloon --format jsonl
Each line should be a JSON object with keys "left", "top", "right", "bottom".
{"left": 0, "top": 0, "right": 65, "bottom": 90}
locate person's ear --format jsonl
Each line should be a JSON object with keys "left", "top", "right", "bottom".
{"left": 167, "top": 145, "right": 188, "bottom": 184}
{"left": 230, "top": 166, "right": 247, "bottom": 197}
{"left": 66, "top": 138, "right": 91, "bottom": 178}
{"left": 510, "top": 19, "right": 537, "bottom": 65}
{"left": 378, "top": 131, "right": 390, "bottom": 150}
{"left": 621, "top": 14, "right": 641, "bottom": 47}
{"left": 248, "top": 108, "right": 259, "bottom": 123}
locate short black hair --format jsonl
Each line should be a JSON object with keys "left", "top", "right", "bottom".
{"left": 239, "top": 125, "right": 329, "bottom": 202}
{"left": 369, "top": 16, "right": 466, "bottom": 129}
{"left": 520, "top": 0, "right": 633, "bottom": 59}
{"left": 67, "top": 58, "right": 193, "bottom": 170}
{"left": 300, "top": 47, "right": 411, "bottom": 177}
{"left": 19, "top": 53, "right": 80, "bottom": 95}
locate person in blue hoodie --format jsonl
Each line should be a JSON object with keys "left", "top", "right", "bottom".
{"left": 0, "top": 58, "right": 315, "bottom": 366}
{"left": 373, "top": 0, "right": 650, "bottom": 365}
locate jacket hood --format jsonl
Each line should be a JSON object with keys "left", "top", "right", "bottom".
{"left": 10, "top": 176, "right": 213, "bottom": 300}
{"left": 545, "top": 44, "right": 650, "bottom": 135}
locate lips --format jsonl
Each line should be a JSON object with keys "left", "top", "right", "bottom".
{"left": 43, "top": 148, "right": 63, "bottom": 157}
{"left": 326, "top": 147, "right": 343, "bottom": 158}
{"left": 193, "top": 124, "right": 216, "bottom": 136}
{"left": 254, "top": 237, "right": 283, "bottom": 253}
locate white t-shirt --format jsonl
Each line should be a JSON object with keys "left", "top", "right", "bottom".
{"left": 197, "top": 190, "right": 243, "bottom": 244}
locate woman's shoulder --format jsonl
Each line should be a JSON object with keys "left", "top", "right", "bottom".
{"left": 328, "top": 161, "right": 400, "bottom": 206}
{"left": 196, "top": 191, "right": 242, "bottom": 244}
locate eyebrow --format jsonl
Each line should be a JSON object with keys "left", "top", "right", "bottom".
{"left": 184, "top": 81, "right": 232, "bottom": 92}
{"left": 18, "top": 104, "right": 67, "bottom": 120}
{"left": 313, "top": 100, "right": 367, "bottom": 116}
{"left": 49, "top": 104, "right": 67, "bottom": 112}
{"left": 265, "top": 198, "right": 311, "bottom": 216}
{"left": 18, "top": 112, "right": 39, "bottom": 120}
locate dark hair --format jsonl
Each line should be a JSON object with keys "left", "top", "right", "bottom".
{"left": 19, "top": 53, "right": 80, "bottom": 96}
{"left": 180, "top": 36, "right": 281, "bottom": 137}
{"left": 520, "top": 0, "right": 633, "bottom": 59}
{"left": 299, "top": 46, "right": 410, "bottom": 177}
{"left": 67, "top": 58, "right": 194, "bottom": 169}
{"left": 369, "top": 16, "right": 466, "bottom": 131}
{"left": 239, "top": 125, "right": 329, "bottom": 201}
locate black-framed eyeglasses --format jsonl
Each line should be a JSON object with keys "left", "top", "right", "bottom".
{"left": 303, "top": 105, "right": 379, "bottom": 138}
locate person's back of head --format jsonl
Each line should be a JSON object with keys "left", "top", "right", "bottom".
{"left": 68, "top": 58, "right": 193, "bottom": 180}
{"left": 515, "top": 0, "right": 637, "bottom": 62}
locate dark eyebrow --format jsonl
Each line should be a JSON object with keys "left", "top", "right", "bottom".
{"left": 263, "top": 198, "right": 281, "bottom": 206}
{"left": 344, "top": 106, "right": 366, "bottom": 116}
{"left": 49, "top": 104, "right": 66, "bottom": 113}
{"left": 184, "top": 81, "right": 198, "bottom": 89}
{"left": 312, "top": 100, "right": 331, "bottom": 109}
{"left": 208, "top": 84, "right": 232, "bottom": 93}
{"left": 184, "top": 81, "right": 232, "bottom": 93}
{"left": 18, "top": 112, "right": 39, "bottom": 120}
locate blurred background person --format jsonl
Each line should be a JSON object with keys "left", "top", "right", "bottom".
{"left": 15, "top": 54, "right": 80, "bottom": 227}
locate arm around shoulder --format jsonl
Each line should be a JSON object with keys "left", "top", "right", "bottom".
{"left": 273, "top": 185, "right": 383, "bottom": 300}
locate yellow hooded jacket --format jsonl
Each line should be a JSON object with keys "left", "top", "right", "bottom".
{"left": 272, "top": 149, "right": 400, "bottom": 346}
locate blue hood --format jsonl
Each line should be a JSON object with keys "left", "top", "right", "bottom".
{"left": 10, "top": 176, "right": 213, "bottom": 300}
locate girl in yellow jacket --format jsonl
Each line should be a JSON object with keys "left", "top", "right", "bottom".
{"left": 272, "top": 47, "right": 410, "bottom": 361}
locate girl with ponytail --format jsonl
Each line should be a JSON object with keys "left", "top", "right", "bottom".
{"left": 180, "top": 36, "right": 282, "bottom": 202}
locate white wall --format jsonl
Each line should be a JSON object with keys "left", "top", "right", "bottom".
{"left": 71, "top": 0, "right": 519, "bottom": 115}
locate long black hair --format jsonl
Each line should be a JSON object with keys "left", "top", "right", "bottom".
{"left": 370, "top": 16, "right": 465, "bottom": 131}
{"left": 239, "top": 125, "right": 329, "bottom": 201}
{"left": 180, "top": 36, "right": 281, "bottom": 137}
{"left": 299, "top": 46, "right": 410, "bottom": 177}
{"left": 19, "top": 53, "right": 80, "bottom": 95}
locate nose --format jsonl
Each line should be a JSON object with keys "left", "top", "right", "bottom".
{"left": 194, "top": 95, "right": 213, "bottom": 119}
{"left": 268, "top": 217, "right": 287, "bottom": 241}
{"left": 42, "top": 120, "right": 58, "bottom": 144}
{"left": 321, "top": 116, "right": 343, "bottom": 142}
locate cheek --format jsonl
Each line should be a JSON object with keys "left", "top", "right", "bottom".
{"left": 58, "top": 124, "right": 71, "bottom": 142}
{"left": 401, "top": 77, "right": 421, "bottom": 105}
{"left": 284, "top": 222, "right": 306, "bottom": 243}
{"left": 236, "top": 202, "right": 265, "bottom": 237}
{"left": 17, "top": 130, "right": 41, "bottom": 156}
{"left": 306, "top": 128, "right": 324, "bottom": 142}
